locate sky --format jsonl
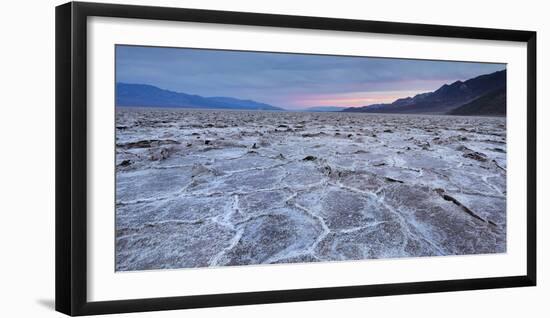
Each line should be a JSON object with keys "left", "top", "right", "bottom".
{"left": 116, "top": 45, "right": 506, "bottom": 110}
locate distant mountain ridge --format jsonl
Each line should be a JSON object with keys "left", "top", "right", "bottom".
{"left": 116, "top": 83, "right": 285, "bottom": 111}
{"left": 343, "top": 70, "right": 506, "bottom": 115}
{"left": 304, "top": 106, "right": 348, "bottom": 112}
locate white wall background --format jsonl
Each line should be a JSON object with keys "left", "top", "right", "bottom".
{"left": 0, "top": 0, "right": 547, "bottom": 316}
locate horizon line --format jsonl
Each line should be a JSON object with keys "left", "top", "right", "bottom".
{"left": 116, "top": 68, "right": 506, "bottom": 110}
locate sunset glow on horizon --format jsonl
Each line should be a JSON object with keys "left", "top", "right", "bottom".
{"left": 292, "top": 90, "right": 430, "bottom": 108}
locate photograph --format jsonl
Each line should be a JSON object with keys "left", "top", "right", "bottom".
{"left": 114, "top": 45, "right": 507, "bottom": 272}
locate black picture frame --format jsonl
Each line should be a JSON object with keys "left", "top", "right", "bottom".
{"left": 55, "top": 1, "right": 537, "bottom": 316}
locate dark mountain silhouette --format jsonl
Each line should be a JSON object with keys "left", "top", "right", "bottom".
{"left": 448, "top": 87, "right": 506, "bottom": 116}
{"left": 116, "top": 83, "right": 285, "bottom": 111}
{"left": 343, "top": 69, "right": 506, "bottom": 115}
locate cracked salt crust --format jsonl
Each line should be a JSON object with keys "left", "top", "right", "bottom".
{"left": 115, "top": 108, "right": 506, "bottom": 271}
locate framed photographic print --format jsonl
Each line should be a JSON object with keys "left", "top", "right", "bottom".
{"left": 55, "top": 1, "right": 536, "bottom": 316}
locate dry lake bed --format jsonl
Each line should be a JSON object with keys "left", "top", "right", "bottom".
{"left": 115, "top": 108, "right": 506, "bottom": 271}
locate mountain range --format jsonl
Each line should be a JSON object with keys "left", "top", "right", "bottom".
{"left": 343, "top": 69, "right": 506, "bottom": 115}
{"left": 116, "top": 83, "right": 284, "bottom": 111}
{"left": 118, "top": 69, "right": 506, "bottom": 115}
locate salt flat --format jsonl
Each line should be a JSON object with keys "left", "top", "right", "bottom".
{"left": 115, "top": 108, "right": 506, "bottom": 271}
